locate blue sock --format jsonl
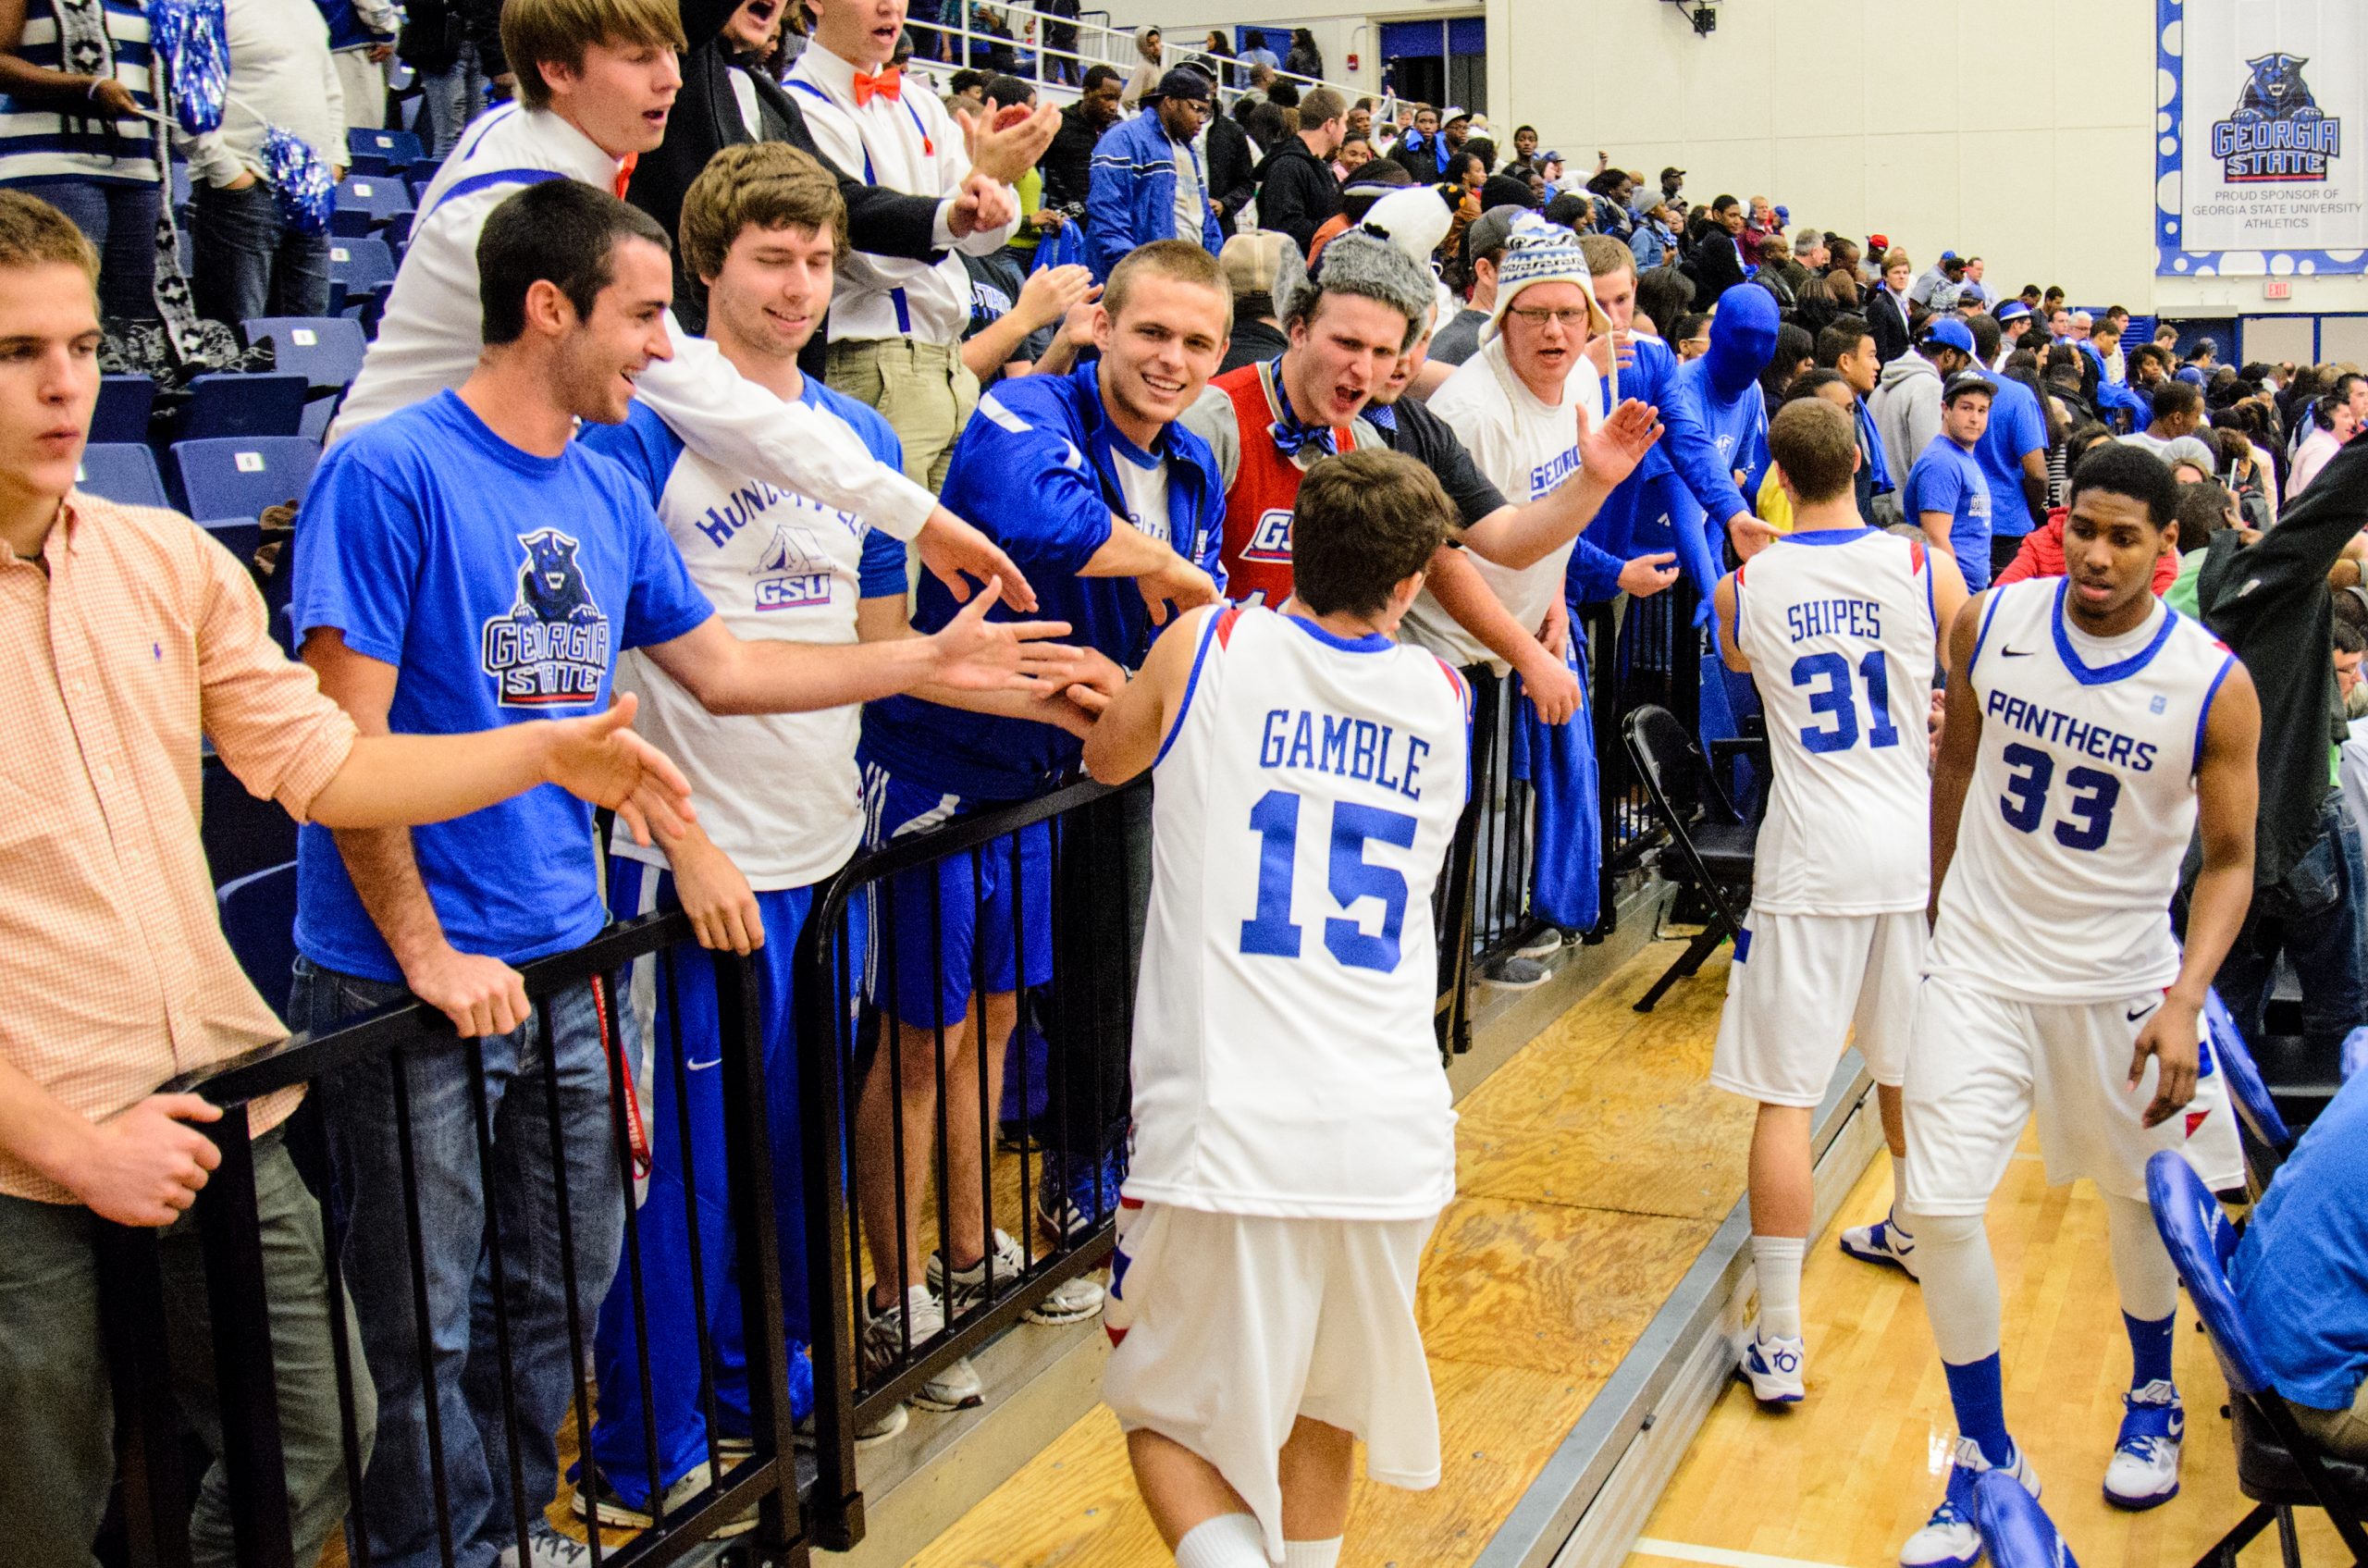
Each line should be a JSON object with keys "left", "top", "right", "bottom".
{"left": 1942, "top": 1353, "right": 2014, "bottom": 1468}
{"left": 2124, "top": 1310, "right": 2176, "bottom": 1389}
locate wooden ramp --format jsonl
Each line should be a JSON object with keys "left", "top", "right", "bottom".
{"left": 905, "top": 939, "right": 1753, "bottom": 1568}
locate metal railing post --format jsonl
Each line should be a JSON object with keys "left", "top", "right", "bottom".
{"left": 193, "top": 1102, "right": 298, "bottom": 1568}
{"left": 96, "top": 1221, "right": 195, "bottom": 1568}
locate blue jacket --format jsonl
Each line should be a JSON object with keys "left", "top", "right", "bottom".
{"left": 1085, "top": 112, "right": 1224, "bottom": 283}
{"left": 859, "top": 359, "right": 1227, "bottom": 799}
{"left": 1628, "top": 221, "right": 1672, "bottom": 271}
{"left": 1573, "top": 332, "right": 1755, "bottom": 607}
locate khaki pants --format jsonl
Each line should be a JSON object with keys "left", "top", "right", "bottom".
{"left": 824, "top": 336, "right": 980, "bottom": 494}
{"left": 2292, "top": 1380, "right": 2368, "bottom": 1462}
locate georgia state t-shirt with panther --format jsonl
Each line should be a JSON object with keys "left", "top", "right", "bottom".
{"left": 289, "top": 389, "right": 715, "bottom": 982}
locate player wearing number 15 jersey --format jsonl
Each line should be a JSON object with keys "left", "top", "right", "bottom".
{"left": 1708, "top": 399, "right": 1969, "bottom": 1407}
{"left": 1899, "top": 445, "right": 2260, "bottom": 1568}
{"left": 1080, "top": 448, "right": 1468, "bottom": 1568}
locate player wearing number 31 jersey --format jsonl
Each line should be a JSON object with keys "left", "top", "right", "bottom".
{"left": 1708, "top": 398, "right": 1969, "bottom": 1408}
{"left": 1898, "top": 445, "right": 2259, "bottom": 1568}
{"left": 1080, "top": 448, "right": 1468, "bottom": 1568}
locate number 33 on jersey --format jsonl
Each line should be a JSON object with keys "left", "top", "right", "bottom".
{"left": 1125, "top": 605, "right": 1471, "bottom": 1221}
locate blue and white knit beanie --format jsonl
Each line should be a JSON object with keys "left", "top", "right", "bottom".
{"left": 1484, "top": 216, "right": 1609, "bottom": 342}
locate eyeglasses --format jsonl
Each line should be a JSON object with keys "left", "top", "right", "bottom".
{"left": 1505, "top": 306, "right": 1591, "bottom": 329}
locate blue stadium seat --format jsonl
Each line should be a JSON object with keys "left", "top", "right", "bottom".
{"left": 181, "top": 370, "right": 308, "bottom": 440}
{"left": 216, "top": 860, "right": 298, "bottom": 1005}
{"left": 243, "top": 315, "right": 367, "bottom": 395}
{"left": 2148, "top": 1150, "right": 2368, "bottom": 1566}
{"left": 356, "top": 278, "right": 398, "bottom": 339}
{"left": 75, "top": 442, "right": 168, "bottom": 509}
{"left": 170, "top": 436, "right": 319, "bottom": 526}
{"left": 202, "top": 755, "right": 300, "bottom": 887}
{"left": 92, "top": 373, "right": 154, "bottom": 443}
{"left": 331, "top": 174, "right": 414, "bottom": 237}
{"left": 327, "top": 235, "right": 397, "bottom": 315}
{"left": 2202, "top": 987, "right": 2294, "bottom": 1196}
{"left": 1971, "top": 1471, "right": 2078, "bottom": 1568}
{"left": 347, "top": 125, "right": 424, "bottom": 175}
{"left": 300, "top": 393, "right": 338, "bottom": 442}
{"left": 204, "top": 517, "right": 261, "bottom": 568}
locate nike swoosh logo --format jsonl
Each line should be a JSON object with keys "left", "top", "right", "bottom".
{"left": 2000, "top": 646, "right": 2035, "bottom": 657}
{"left": 2128, "top": 1004, "right": 2159, "bottom": 1022}
{"left": 686, "top": 1057, "right": 723, "bottom": 1072}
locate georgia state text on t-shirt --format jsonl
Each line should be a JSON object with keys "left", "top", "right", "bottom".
{"left": 1257, "top": 705, "right": 1432, "bottom": 801}
{"left": 1785, "top": 596, "right": 1882, "bottom": 643}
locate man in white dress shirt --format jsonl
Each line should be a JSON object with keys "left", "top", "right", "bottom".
{"left": 789, "top": 0, "right": 1023, "bottom": 490}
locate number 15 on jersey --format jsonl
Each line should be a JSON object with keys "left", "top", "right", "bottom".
{"left": 1239, "top": 788, "right": 1421, "bottom": 973}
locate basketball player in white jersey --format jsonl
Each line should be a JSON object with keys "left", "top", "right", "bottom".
{"left": 1707, "top": 399, "right": 1969, "bottom": 1403}
{"left": 1077, "top": 447, "right": 1471, "bottom": 1568}
{"left": 1900, "top": 443, "right": 2259, "bottom": 1568}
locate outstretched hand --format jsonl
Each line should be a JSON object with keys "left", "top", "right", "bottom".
{"left": 918, "top": 506, "right": 1040, "bottom": 611}
{"left": 1139, "top": 551, "right": 1221, "bottom": 625}
{"left": 929, "top": 578, "right": 1080, "bottom": 690}
{"left": 1576, "top": 397, "right": 1662, "bottom": 489}
{"left": 542, "top": 694, "right": 696, "bottom": 847}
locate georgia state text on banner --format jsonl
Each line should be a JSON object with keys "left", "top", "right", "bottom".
{"left": 2157, "top": 0, "right": 2364, "bottom": 278}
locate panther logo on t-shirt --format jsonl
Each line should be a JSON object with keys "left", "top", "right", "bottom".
{"left": 482, "top": 528, "right": 611, "bottom": 708}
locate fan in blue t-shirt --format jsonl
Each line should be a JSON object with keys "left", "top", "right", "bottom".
{"left": 1905, "top": 372, "right": 1998, "bottom": 591}
{"left": 290, "top": 388, "right": 719, "bottom": 982}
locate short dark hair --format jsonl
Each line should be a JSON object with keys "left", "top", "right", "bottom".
{"left": 1767, "top": 397, "right": 1858, "bottom": 505}
{"left": 2336, "top": 619, "right": 2366, "bottom": 656}
{"left": 2068, "top": 441, "right": 2178, "bottom": 529}
{"left": 1814, "top": 315, "right": 1872, "bottom": 369}
{"left": 1968, "top": 312, "right": 2003, "bottom": 361}
{"left": 1291, "top": 448, "right": 1451, "bottom": 617}
{"left": 1634, "top": 265, "right": 1694, "bottom": 338}
{"left": 1082, "top": 62, "right": 1121, "bottom": 92}
{"left": 949, "top": 68, "right": 989, "bottom": 95}
{"left": 2150, "top": 380, "right": 2203, "bottom": 422}
{"left": 1671, "top": 311, "right": 1710, "bottom": 345}
{"left": 1710, "top": 193, "right": 1740, "bottom": 215}
{"left": 478, "top": 179, "right": 668, "bottom": 346}
{"left": 1782, "top": 368, "right": 1852, "bottom": 405}
{"left": 984, "top": 74, "right": 1033, "bottom": 109}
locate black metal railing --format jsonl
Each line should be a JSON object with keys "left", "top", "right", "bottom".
{"left": 102, "top": 908, "right": 804, "bottom": 1568}
{"left": 126, "top": 585, "right": 1702, "bottom": 1565}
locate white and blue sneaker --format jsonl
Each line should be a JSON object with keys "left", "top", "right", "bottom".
{"left": 2103, "top": 1379, "right": 2184, "bottom": 1510}
{"left": 1735, "top": 1325, "right": 1807, "bottom": 1404}
{"left": 1840, "top": 1214, "right": 1921, "bottom": 1279}
{"left": 1901, "top": 1435, "right": 2040, "bottom": 1568}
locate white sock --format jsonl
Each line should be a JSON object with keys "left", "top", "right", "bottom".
{"left": 1283, "top": 1538, "right": 1344, "bottom": 1568}
{"left": 1753, "top": 1235, "right": 1807, "bottom": 1340}
{"left": 1889, "top": 1157, "right": 1914, "bottom": 1235}
{"left": 1175, "top": 1512, "right": 1269, "bottom": 1568}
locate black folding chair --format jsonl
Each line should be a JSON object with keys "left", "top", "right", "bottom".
{"left": 1622, "top": 704, "right": 1757, "bottom": 1013}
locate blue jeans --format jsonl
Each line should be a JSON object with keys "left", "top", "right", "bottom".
{"left": 290, "top": 959, "right": 629, "bottom": 1568}
{"left": 2209, "top": 790, "right": 2368, "bottom": 1062}
{"left": 192, "top": 178, "right": 329, "bottom": 325}
{"left": 419, "top": 41, "right": 487, "bottom": 160}
{"left": 586, "top": 864, "right": 856, "bottom": 1507}
{"left": 14, "top": 175, "right": 159, "bottom": 319}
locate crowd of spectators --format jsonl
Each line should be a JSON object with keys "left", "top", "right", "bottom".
{"left": 6, "top": 0, "right": 2368, "bottom": 1564}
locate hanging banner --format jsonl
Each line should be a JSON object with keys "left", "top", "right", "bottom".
{"left": 2157, "top": 0, "right": 2364, "bottom": 277}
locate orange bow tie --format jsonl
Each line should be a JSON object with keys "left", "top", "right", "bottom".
{"left": 853, "top": 67, "right": 902, "bottom": 105}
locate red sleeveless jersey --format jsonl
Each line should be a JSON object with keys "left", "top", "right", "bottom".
{"left": 1212, "top": 360, "right": 1358, "bottom": 608}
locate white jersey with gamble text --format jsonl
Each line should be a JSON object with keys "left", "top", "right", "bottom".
{"left": 1925, "top": 580, "right": 2237, "bottom": 1005}
{"left": 1127, "top": 604, "right": 1472, "bottom": 1221}
{"left": 1734, "top": 526, "right": 1938, "bottom": 914}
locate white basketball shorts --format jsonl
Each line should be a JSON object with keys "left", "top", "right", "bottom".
{"left": 1902, "top": 973, "right": 2244, "bottom": 1216}
{"left": 1710, "top": 908, "right": 1923, "bottom": 1107}
{"left": 1101, "top": 1201, "right": 1441, "bottom": 1562}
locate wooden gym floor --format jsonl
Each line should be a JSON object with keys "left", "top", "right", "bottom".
{"left": 906, "top": 937, "right": 1757, "bottom": 1567}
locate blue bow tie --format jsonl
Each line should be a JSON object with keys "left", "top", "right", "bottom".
{"left": 1363, "top": 401, "right": 1397, "bottom": 433}
{"left": 1264, "top": 359, "right": 1339, "bottom": 459}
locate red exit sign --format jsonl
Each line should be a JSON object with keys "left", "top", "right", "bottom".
{"left": 2264, "top": 278, "right": 2293, "bottom": 300}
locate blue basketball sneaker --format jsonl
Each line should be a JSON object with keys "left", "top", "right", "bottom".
{"left": 1901, "top": 1435, "right": 2040, "bottom": 1568}
{"left": 1038, "top": 1146, "right": 1126, "bottom": 1241}
{"left": 1840, "top": 1213, "right": 1921, "bottom": 1279}
{"left": 1735, "top": 1325, "right": 1807, "bottom": 1403}
{"left": 2103, "top": 1380, "right": 2183, "bottom": 1510}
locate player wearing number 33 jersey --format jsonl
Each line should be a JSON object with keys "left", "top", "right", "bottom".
{"left": 1078, "top": 449, "right": 1467, "bottom": 1568}
{"left": 1897, "top": 448, "right": 2261, "bottom": 1568}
